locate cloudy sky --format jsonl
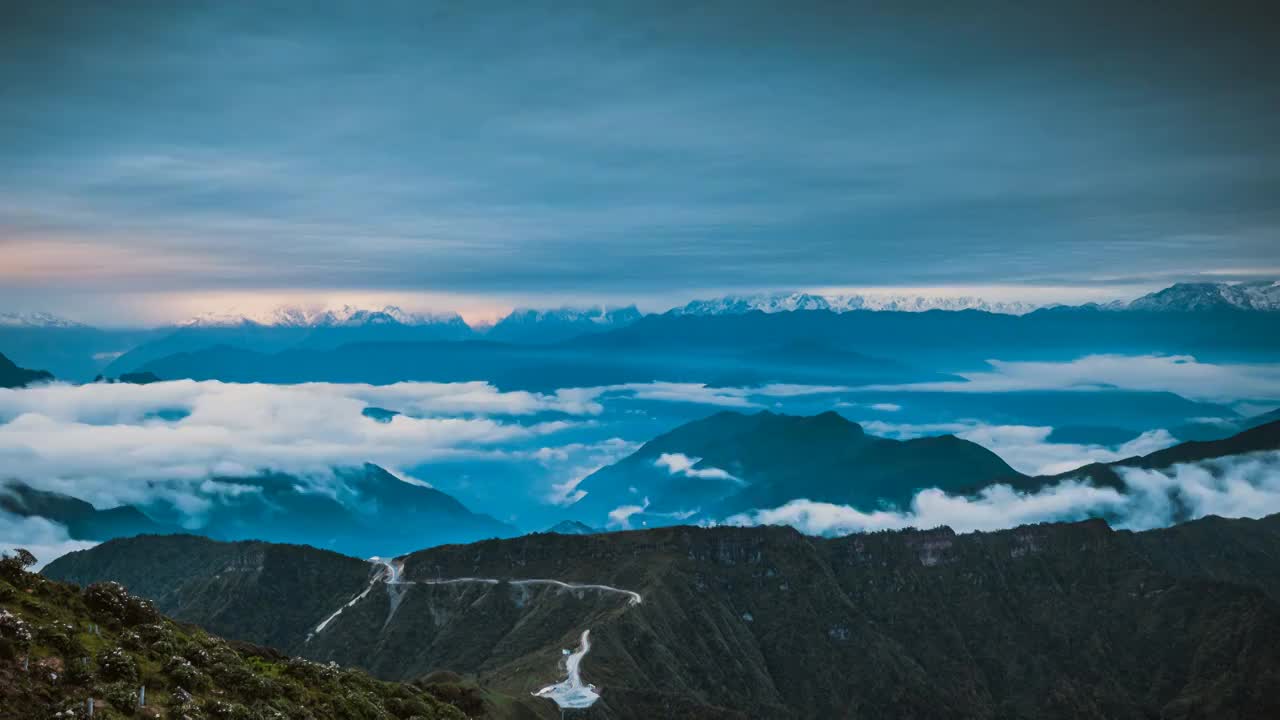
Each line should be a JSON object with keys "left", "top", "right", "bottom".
{"left": 1, "top": 1, "right": 1277, "bottom": 323}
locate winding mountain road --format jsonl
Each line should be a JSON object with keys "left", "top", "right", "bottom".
{"left": 408, "top": 576, "right": 643, "bottom": 606}
{"left": 306, "top": 570, "right": 383, "bottom": 641}
{"left": 307, "top": 556, "right": 643, "bottom": 710}
{"left": 309, "top": 559, "right": 643, "bottom": 638}
{"left": 533, "top": 629, "right": 600, "bottom": 709}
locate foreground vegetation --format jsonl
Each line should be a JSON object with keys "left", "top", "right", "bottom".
{"left": 0, "top": 549, "right": 471, "bottom": 720}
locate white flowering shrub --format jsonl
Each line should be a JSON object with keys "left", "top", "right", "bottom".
{"left": 83, "top": 581, "right": 159, "bottom": 627}
{"left": 97, "top": 645, "right": 139, "bottom": 682}
{"left": 0, "top": 608, "right": 33, "bottom": 646}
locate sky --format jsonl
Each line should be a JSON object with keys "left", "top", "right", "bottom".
{"left": 1, "top": 0, "right": 1278, "bottom": 323}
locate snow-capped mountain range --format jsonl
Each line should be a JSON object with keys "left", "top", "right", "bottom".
{"left": 6, "top": 281, "right": 1278, "bottom": 333}
{"left": 671, "top": 281, "right": 1280, "bottom": 317}
{"left": 481, "top": 305, "right": 643, "bottom": 343}
{"left": 0, "top": 312, "right": 86, "bottom": 328}
{"left": 671, "top": 292, "right": 1044, "bottom": 316}
{"left": 492, "top": 306, "right": 643, "bottom": 326}
{"left": 181, "top": 305, "right": 468, "bottom": 329}
{"left": 1121, "top": 280, "right": 1280, "bottom": 312}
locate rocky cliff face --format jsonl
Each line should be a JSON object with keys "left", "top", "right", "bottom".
{"left": 46, "top": 516, "right": 1280, "bottom": 719}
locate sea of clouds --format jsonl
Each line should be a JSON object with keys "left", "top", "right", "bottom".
{"left": 3, "top": 353, "right": 1279, "bottom": 565}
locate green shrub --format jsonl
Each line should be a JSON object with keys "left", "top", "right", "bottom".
{"left": 97, "top": 646, "right": 139, "bottom": 682}
{"left": 0, "top": 608, "right": 33, "bottom": 648}
{"left": 102, "top": 681, "right": 140, "bottom": 715}
{"left": 65, "top": 655, "right": 95, "bottom": 685}
{"left": 165, "top": 655, "right": 211, "bottom": 691}
{"left": 38, "top": 621, "right": 82, "bottom": 655}
{"left": 201, "top": 698, "right": 251, "bottom": 719}
{"left": 83, "top": 581, "right": 159, "bottom": 627}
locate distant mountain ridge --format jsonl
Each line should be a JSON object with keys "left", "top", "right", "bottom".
{"left": 4, "top": 464, "right": 515, "bottom": 557}
{"left": 9, "top": 280, "right": 1280, "bottom": 338}
{"left": 572, "top": 410, "right": 1021, "bottom": 526}
{"left": 575, "top": 412, "right": 1280, "bottom": 531}
{"left": 182, "top": 304, "right": 471, "bottom": 329}
{"left": 11, "top": 280, "right": 1280, "bottom": 381}
{"left": 103, "top": 307, "right": 475, "bottom": 375}
{"left": 483, "top": 305, "right": 642, "bottom": 343}
{"left": 104, "top": 304, "right": 643, "bottom": 374}
{"left": 0, "top": 480, "right": 176, "bottom": 540}
{"left": 0, "top": 351, "right": 53, "bottom": 388}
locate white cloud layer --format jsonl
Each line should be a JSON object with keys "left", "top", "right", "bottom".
{"left": 857, "top": 354, "right": 1280, "bottom": 403}
{"left": 0, "top": 379, "right": 602, "bottom": 424}
{"left": 727, "top": 451, "right": 1280, "bottom": 536}
{"left": 0, "top": 379, "right": 848, "bottom": 546}
{"left": 0, "top": 380, "right": 586, "bottom": 514}
{"left": 600, "top": 382, "right": 849, "bottom": 408}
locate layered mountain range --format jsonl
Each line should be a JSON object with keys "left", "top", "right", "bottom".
{"left": 2, "top": 464, "right": 513, "bottom": 558}
{"left": 44, "top": 512, "right": 1280, "bottom": 719}
{"left": 118, "top": 297, "right": 1280, "bottom": 388}
{"left": 5, "top": 281, "right": 1280, "bottom": 381}
{"left": 10, "top": 280, "right": 1279, "bottom": 332}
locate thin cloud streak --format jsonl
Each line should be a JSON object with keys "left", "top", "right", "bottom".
{"left": 862, "top": 419, "right": 1179, "bottom": 476}
{"left": 856, "top": 355, "right": 1280, "bottom": 403}
{"left": 727, "top": 451, "right": 1280, "bottom": 536}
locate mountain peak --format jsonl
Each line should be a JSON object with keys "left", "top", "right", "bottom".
{"left": 545, "top": 519, "right": 599, "bottom": 535}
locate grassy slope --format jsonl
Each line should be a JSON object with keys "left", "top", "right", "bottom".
{"left": 0, "top": 557, "right": 476, "bottom": 720}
